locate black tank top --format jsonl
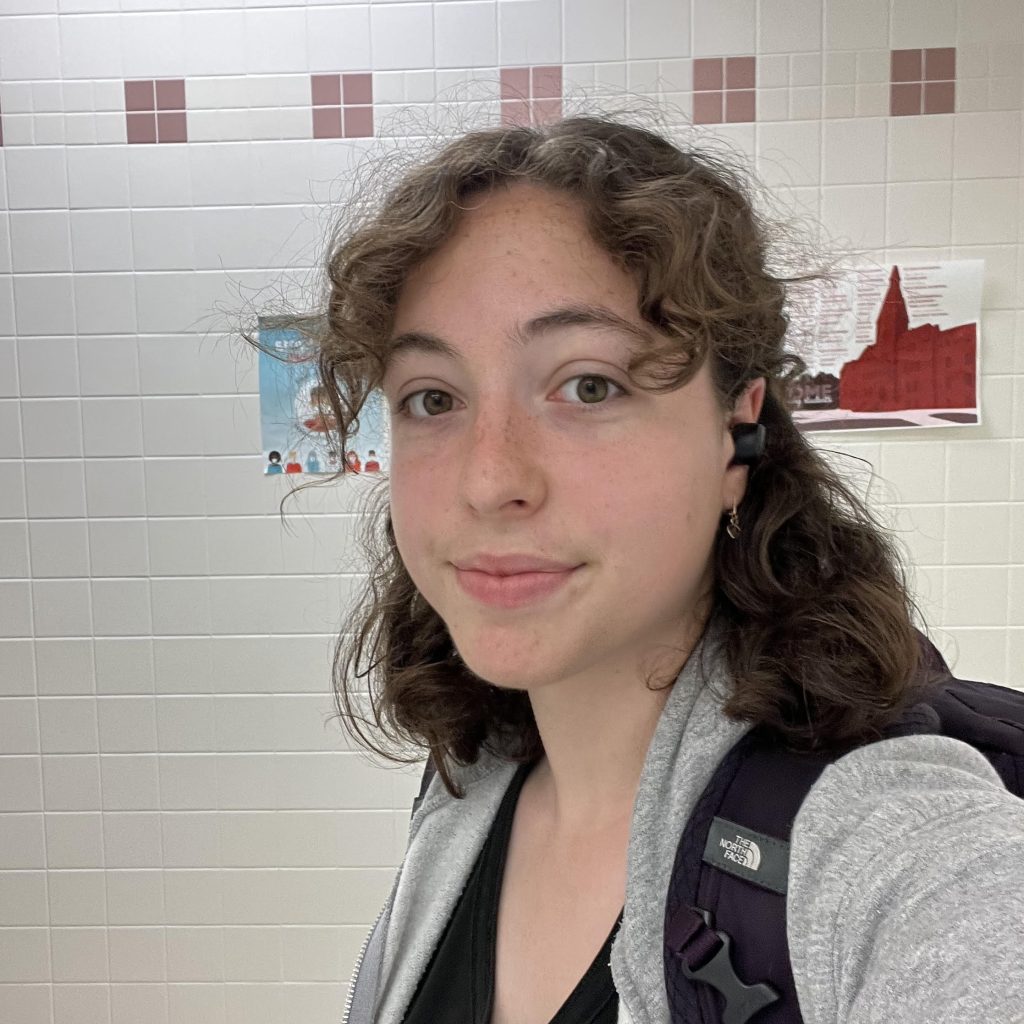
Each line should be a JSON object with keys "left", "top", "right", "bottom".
{"left": 402, "top": 758, "right": 623, "bottom": 1024}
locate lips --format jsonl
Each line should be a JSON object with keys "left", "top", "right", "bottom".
{"left": 453, "top": 554, "right": 581, "bottom": 575}
{"left": 454, "top": 564, "right": 580, "bottom": 609}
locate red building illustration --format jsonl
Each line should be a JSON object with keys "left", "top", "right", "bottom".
{"left": 838, "top": 267, "right": 976, "bottom": 412}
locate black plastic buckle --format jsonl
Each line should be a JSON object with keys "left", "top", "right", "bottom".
{"left": 673, "top": 907, "right": 779, "bottom": 1024}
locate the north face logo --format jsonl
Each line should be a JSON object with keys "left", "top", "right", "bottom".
{"left": 718, "top": 833, "right": 761, "bottom": 870}
{"left": 704, "top": 816, "right": 789, "bottom": 895}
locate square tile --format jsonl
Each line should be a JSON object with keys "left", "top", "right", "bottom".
{"left": 693, "top": 57, "right": 723, "bottom": 90}
{"left": 890, "top": 0, "right": 957, "bottom": 49}
{"left": 790, "top": 52, "right": 822, "bottom": 86}
{"left": 725, "top": 89, "right": 755, "bottom": 122}
{"left": 891, "top": 48, "right": 923, "bottom": 82}
{"left": 857, "top": 49, "right": 891, "bottom": 83}
{"left": 725, "top": 56, "right": 755, "bottom": 88}
{"left": 500, "top": 99, "right": 530, "bottom": 125}
{"left": 923, "top": 80, "right": 955, "bottom": 114}
{"left": 925, "top": 46, "right": 956, "bottom": 80}
{"left": 126, "top": 112, "right": 156, "bottom": 144}
{"left": 156, "top": 112, "right": 187, "bottom": 143}
{"left": 855, "top": 81, "right": 888, "bottom": 116}
{"left": 789, "top": 86, "right": 822, "bottom": 119}
{"left": 342, "top": 73, "right": 372, "bottom": 106}
{"left": 891, "top": 82, "right": 922, "bottom": 115}
{"left": 825, "top": 51, "right": 857, "bottom": 85}
{"left": 564, "top": 0, "right": 627, "bottom": 62}
{"left": 531, "top": 65, "right": 562, "bottom": 98}
{"left": 757, "top": 87, "right": 789, "bottom": 121}
{"left": 342, "top": 105, "right": 373, "bottom": 138}
{"left": 156, "top": 79, "right": 185, "bottom": 111}
{"left": 824, "top": 84, "right": 856, "bottom": 118}
{"left": 370, "top": 3, "right": 435, "bottom": 71}
{"left": 825, "top": 0, "right": 890, "bottom": 50}
{"left": 124, "top": 80, "right": 154, "bottom": 112}
{"left": 692, "top": 91, "right": 722, "bottom": 123}
{"left": 756, "top": 54, "right": 788, "bottom": 87}
{"left": 500, "top": 0, "right": 562, "bottom": 65}
{"left": 692, "top": 0, "right": 756, "bottom": 56}
{"left": 501, "top": 67, "right": 530, "bottom": 99}
{"left": 312, "top": 107, "right": 341, "bottom": 139}
{"left": 532, "top": 98, "right": 562, "bottom": 124}
{"left": 311, "top": 74, "right": 340, "bottom": 106}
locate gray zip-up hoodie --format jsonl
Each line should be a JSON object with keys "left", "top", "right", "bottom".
{"left": 345, "top": 629, "right": 1024, "bottom": 1024}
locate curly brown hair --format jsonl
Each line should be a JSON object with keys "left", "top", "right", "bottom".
{"left": 295, "top": 113, "right": 925, "bottom": 798}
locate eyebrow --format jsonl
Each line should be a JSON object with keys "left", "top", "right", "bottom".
{"left": 385, "top": 303, "right": 655, "bottom": 364}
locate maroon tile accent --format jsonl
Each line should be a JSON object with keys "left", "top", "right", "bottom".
{"left": 126, "top": 112, "right": 157, "bottom": 143}
{"left": 343, "top": 105, "right": 373, "bottom": 138}
{"left": 343, "top": 73, "right": 373, "bottom": 106}
{"left": 311, "top": 74, "right": 341, "bottom": 106}
{"left": 925, "top": 47, "right": 956, "bottom": 80}
{"left": 500, "top": 98, "right": 531, "bottom": 125}
{"left": 497, "top": 65, "right": 563, "bottom": 126}
{"left": 725, "top": 56, "right": 755, "bottom": 90}
{"left": 692, "top": 56, "right": 755, "bottom": 124}
{"left": 125, "top": 79, "right": 155, "bottom": 112}
{"left": 532, "top": 98, "right": 562, "bottom": 124}
{"left": 156, "top": 79, "right": 185, "bottom": 111}
{"left": 693, "top": 57, "right": 723, "bottom": 91}
{"left": 889, "top": 47, "right": 956, "bottom": 115}
{"left": 501, "top": 67, "right": 530, "bottom": 99}
{"left": 531, "top": 65, "right": 562, "bottom": 99}
{"left": 157, "top": 111, "right": 187, "bottom": 143}
{"left": 891, "top": 49, "right": 922, "bottom": 82}
{"left": 692, "top": 91, "right": 723, "bottom": 124}
{"left": 890, "top": 82, "right": 922, "bottom": 116}
{"left": 924, "top": 80, "right": 955, "bottom": 113}
{"left": 725, "top": 89, "right": 756, "bottom": 122}
{"left": 313, "top": 106, "right": 342, "bottom": 139}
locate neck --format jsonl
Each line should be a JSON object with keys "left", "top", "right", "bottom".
{"left": 524, "top": 619, "right": 707, "bottom": 841}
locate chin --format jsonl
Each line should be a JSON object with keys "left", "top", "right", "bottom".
{"left": 454, "top": 644, "right": 562, "bottom": 693}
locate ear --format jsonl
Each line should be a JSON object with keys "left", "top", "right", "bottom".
{"left": 729, "top": 377, "right": 766, "bottom": 428}
{"left": 723, "top": 377, "right": 766, "bottom": 510}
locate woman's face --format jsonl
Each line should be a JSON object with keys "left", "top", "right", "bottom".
{"left": 384, "top": 182, "right": 760, "bottom": 694}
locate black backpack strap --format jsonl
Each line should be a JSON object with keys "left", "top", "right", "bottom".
{"left": 665, "top": 727, "right": 837, "bottom": 1024}
{"left": 927, "top": 678, "right": 1024, "bottom": 792}
{"left": 664, "top": 664, "right": 1024, "bottom": 1024}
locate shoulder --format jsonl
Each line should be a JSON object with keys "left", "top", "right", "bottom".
{"left": 793, "top": 732, "right": 1017, "bottom": 858}
{"left": 787, "top": 734, "right": 1024, "bottom": 1024}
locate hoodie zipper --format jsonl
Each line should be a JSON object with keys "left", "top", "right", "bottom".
{"left": 340, "top": 760, "right": 502, "bottom": 1023}
{"left": 340, "top": 896, "right": 389, "bottom": 1024}
{"left": 341, "top": 798, "right": 422, "bottom": 1024}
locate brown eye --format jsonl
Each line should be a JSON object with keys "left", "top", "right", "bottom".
{"left": 398, "top": 389, "right": 454, "bottom": 418}
{"left": 576, "top": 376, "right": 610, "bottom": 403}
{"left": 556, "top": 374, "right": 627, "bottom": 407}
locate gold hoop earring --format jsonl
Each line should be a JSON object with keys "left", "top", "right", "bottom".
{"left": 726, "top": 503, "right": 740, "bottom": 540}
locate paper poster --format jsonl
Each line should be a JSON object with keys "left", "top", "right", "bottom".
{"left": 786, "top": 260, "right": 983, "bottom": 431}
{"left": 257, "top": 317, "right": 390, "bottom": 476}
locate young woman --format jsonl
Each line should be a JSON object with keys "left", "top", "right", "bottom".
{"left": 308, "top": 115, "right": 1024, "bottom": 1023}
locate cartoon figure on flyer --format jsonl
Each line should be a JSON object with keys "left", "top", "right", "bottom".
{"left": 265, "top": 451, "right": 284, "bottom": 475}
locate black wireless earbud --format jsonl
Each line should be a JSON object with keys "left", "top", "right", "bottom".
{"left": 729, "top": 423, "right": 767, "bottom": 466}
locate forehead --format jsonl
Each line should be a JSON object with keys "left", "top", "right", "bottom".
{"left": 391, "top": 183, "right": 640, "bottom": 327}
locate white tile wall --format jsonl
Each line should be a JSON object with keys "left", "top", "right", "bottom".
{"left": 692, "top": 0, "right": 756, "bottom": 56}
{"left": 1, "top": 0, "right": 1023, "bottom": 1021}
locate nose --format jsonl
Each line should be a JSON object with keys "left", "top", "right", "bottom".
{"left": 457, "top": 399, "right": 546, "bottom": 516}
